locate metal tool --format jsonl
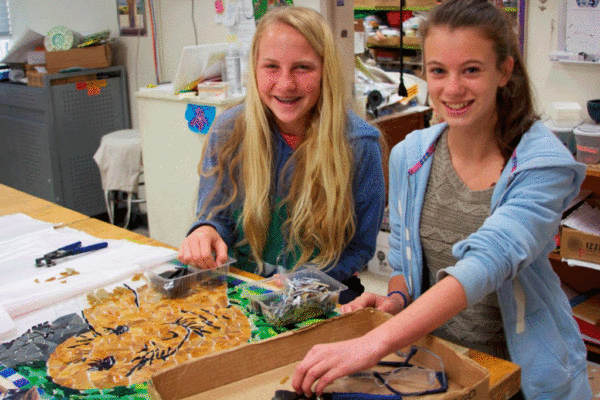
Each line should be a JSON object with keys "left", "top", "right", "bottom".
{"left": 35, "top": 241, "right": 108, "bottom": 267}
{"left": 272, "top": 390, "right": 329, "bottom": 400}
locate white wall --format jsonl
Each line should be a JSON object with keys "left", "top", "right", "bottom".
{"left": 10, "top": 0, "right": 156, "bottom": 128}
{"left": 155, "top": 0, "right": 320, "bottom": 84}
{"left": 154, "top": 0, "right": 228, "bottom": 84}
{"left": 9, "top": 0, "right": 321, "bottom": 128}
{"left": 13, "top": 0, "right": 595, "bottom": 128}
{"left": 525, "top": 1, "right": 600, "bottom": 123}
{"left": 10, "top": 0, "right": 119, "bottom": 38}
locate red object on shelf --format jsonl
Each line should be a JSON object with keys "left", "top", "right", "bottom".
{"left": 574, "top": 316, "right": 600, "bottom": 345}
{"left": 386, "top": 11, "right": 413, "bottom": 28}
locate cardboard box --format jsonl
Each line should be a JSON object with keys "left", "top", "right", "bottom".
{"left": 561, "top": 226, "right": 600, "bottom": 264}
{"left": 45, "top": 44, "right": 112, "bottom": 74}
{"left": 25, "top": 64, "right": 46, "bottom": 87}
{"left": 26, "top": 71, "right": 45, "bottom": 87}
{"left": 405, "top": 0, "right": 440, "bottom": 9}
{"left": 147, "top": 309, "right": 489, "bottom": 400}
{"left": 561, "top": 197, "right": 600, "bottom": 265}
{"left": 355, "top": 0, "right": 439, "bottom": 9}
{"left": 367, "top": 35, "right": 422, "bottom": 48}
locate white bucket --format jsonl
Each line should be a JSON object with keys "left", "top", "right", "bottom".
{"left": 544, "top": 119, "right": 576, "bottom": 155}
{"left": 574, "top": 124, "right": 600, "bottom": 164}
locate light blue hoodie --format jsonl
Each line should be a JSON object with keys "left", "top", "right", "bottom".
{"left": 388, "top": 121, "right": 592, "bottom": 399}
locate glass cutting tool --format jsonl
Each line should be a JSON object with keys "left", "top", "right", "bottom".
{"left": 35, "top": 241, "right": 108, "bottom": 267}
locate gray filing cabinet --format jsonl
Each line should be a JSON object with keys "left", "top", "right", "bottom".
{"left": 0, "top": 66, "right": 130, "bottom": 216}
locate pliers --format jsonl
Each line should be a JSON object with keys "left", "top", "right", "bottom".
{"left": 35, "top": 241, "right": 108, "bottom": 267}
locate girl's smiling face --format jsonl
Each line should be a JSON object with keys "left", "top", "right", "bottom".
{"left": 424, "top": 26, "right": 513, "bottom": 135}
{"left": 256, "top": 22, "right": 323, "bottom": 137}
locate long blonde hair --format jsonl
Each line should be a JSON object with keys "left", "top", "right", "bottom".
{"left": 199, "top": 6, "right": 355, "bottom": 274}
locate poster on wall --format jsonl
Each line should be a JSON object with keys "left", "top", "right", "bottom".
{"left": 117, "top": 0, "right": 147, "bottom": 36}
{"left": 565, "top": 0, "right": 600, "bottom": 56}
{"left": 252, "top": 0, "right": 293, "bottom": 21}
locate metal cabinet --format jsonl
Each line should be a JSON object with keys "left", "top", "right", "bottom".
{"left": 0, "top": 66, "right": 130, "bottom": 216}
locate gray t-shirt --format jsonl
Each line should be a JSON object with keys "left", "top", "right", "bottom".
{"left": 420, "top": 131, "right": 509, "bottom": 360}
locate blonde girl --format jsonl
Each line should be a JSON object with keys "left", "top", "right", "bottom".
{"left": 178, "top": 6, "right": 385, "bottom": 303}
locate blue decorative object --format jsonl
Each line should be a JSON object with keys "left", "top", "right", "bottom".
{"left": 185, "top": 104, "right": 216, "bottom": 134}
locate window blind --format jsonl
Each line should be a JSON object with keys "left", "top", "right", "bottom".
{"left": 0, "top": 0, "right": 11, "bottom": 37}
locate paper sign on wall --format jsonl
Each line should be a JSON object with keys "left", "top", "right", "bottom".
{"left": 185, "top": 104, "right": 216, "bottom": 134}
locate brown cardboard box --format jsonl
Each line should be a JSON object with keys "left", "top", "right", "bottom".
{"left": 405, "top": 0, "right": 440, "bottom": 9}
{"left": 355, "top": 0, "right": 439, "bottom": 9}
{"left": 25, "top": 64, "right": 46, "bottom": 87}
{"left": 561, "top": 226, "right": 600, "bottom": 264}
{"left": 147, "top": 309, "right": 490, "bottom": 400}
{"left": 367, "top": 35, "right": 422, "bottom": 48}
{"left": 561, "top": 197, "right": 600, "bottom": 264}
{"left": 26, "top": 71, "right": 45, "bottom": 87}
{"left": 45, "top": 44, "right": 112, "bottom": 74}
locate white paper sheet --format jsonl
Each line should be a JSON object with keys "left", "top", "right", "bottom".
{"left": 0, "top": 215, "right": 177, "bottom": 320}
{"left": 563, "top": 257, "right": 600, "bottom": 271}
{"left": 0, "top": 213, "right": 56, "bottom": 242}
{"left": 562, "top": 202, "right": 600, "bottom": 236}
{"left": 8, "top": 272, "right": 151, "bottom": 342}
{"left": 0, "top": 306, "right": 16, "bottom": 342}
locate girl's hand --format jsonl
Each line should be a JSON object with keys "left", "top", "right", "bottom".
{"left": 178, "top": 225, "right": 228, "bottom": 269}
{"left": 291, "top": 335, "right": 387, "bottom": 397}
{"left": 340, "top": 292, "right": 405, "bottom": 315}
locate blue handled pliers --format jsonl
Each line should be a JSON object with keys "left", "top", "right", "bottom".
{"left": 35, "top": 241, "right": 109, "bottom": 267}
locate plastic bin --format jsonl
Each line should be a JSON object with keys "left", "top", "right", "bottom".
{"left": 550, "top": 102, "right": 582, "bottom": 128}
{"left": 146, "top": 257, "right": 235, "bottom": 298}
{"left": 574, "top": 124, "right": 600, "bottom": 164}
{"left": 544, "top": 119, "right": 576, "bottom": 155}
{"left": 239, "top": 268, "right": 347, "bottom": 327}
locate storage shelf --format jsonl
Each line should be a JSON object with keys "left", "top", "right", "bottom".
{"left": 587, "top": 342, "right": 600, "bottom": 357}
{"left": 552, "top": 164, "right": 600, "bottom": 357}
{"left": 555, "top": 60, "right": 600, "bottom": 65}
{"left": 587, "top": 164, "right": 600, "bottom": 178}
{"left": 366, "top": 35, "right": 421, "bottom": 49}
{"left": 377, "top": 60, "right": 422, "bottom": 66}
{"left": 549, "top": 251, "right": 561, "bottom": 262}
{"left": 354, "top": 6, "right": 517, "bottom": 11}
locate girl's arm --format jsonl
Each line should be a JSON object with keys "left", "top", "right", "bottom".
{"left": 292, "top": 275, "right": 467, "bottom": 397}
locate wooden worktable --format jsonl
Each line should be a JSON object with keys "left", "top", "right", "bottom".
{"left": 0, "top": 183, "right": 520, "bottom": 399}
{"left": 0, "top": 184, "right": 89, "bottom": 226}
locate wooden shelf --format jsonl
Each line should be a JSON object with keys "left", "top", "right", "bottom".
{"left": 354, "top": 0, "right": 439, "bottom": 10}
{"left": 377, "top": 59, "right": 422, "bottom": 67}
{"left": 582, "top": 164, "right": 600, "bottom": 192}
{"left": 587, "top": 163, "right": 600, "bottom": 178}
{"left": 586, "top": 342, "right": 600, "bottom": 357}
{"left": 552, "top": 164, "right": 600, "bottom": 357}
{"left": 366, "top": 35, "right": 421, "bottom": 49}
{"left": 549, "top": 251, "right": 561, "bottom": 262}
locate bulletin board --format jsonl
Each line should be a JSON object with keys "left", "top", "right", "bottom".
{"left": 252, "top": 0, "right": 294, "bottom": 21}
{"left": 561, "top": 0, "right": 600, "bottom": 56}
